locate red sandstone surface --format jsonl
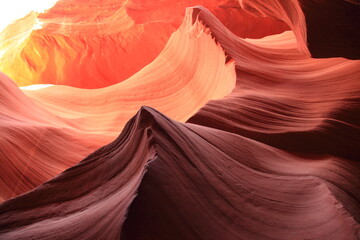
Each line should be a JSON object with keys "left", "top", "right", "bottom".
{"left": 0, "top": 0, "right": 359, "bottom": 239}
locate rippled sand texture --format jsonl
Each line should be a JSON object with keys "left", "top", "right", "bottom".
{"left": 0, "top": 0, "right": 359, "bottom": 240}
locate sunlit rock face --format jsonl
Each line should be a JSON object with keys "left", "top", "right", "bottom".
{"left": 0, "top": 10, "right": 237, "bottom": 201}
{"left": 0, "top": 0, "right": 359, "bottom": 240}
{"left": 0, "top": 0, "right": 288, "bottom": 88}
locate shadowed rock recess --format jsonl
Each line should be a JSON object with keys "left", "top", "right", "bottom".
{"left": 0, "top": 1, "right": 359, "bottom": 240}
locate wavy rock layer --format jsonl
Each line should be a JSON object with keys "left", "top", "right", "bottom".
{"left": 0, "top": 1, "right": 359, "bottom": 240}
{"left": 0, "top": 73, "right": 111, "bottom": 201}
{"left": 188, "top": 7, "right": 360, "bottom": 161}
{"left": 0, "top": 107, "right": 359, "bottom": 240}
{"left": 0, "top": 107, "right": 157, "bottom": 239}
{"left": 239, "top": 0, "right": 360, "bottom": 59}
{"left": 0, "top": 11, "right": 236, "bottom": 201}
{"left": 0, "top": 0, "right": 288, "bottom": 88}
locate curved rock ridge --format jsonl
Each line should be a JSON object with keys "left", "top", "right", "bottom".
{"left": 21, "top": 10, "right": 236, "bottom": 133}
{"left": 239, "top": 0, "right": 360, "bottom": 59}
{"left": 0, "top": 0, "right": 288, "bottom": 88}
{"left": 0, "top": 107, "right": 158, "bottom": 239}
{"left": 187, "top": 6, "right": 360, "bottom": 161}
{"left": 0, "top": 2, "right": 359, "bottom": 240}
{"left": 0, "top": 8, "right": 236, "bottom": 201}
{"left": 0, "top": 72, "right": 112, "bottom": 201}
{"left": 238, "top": 0, "right": 309, "bottom": 56}
{"left": 0, "top": 107, "right": 359, "bottom": 240}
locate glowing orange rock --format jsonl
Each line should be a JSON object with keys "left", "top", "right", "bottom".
{"left": 0, "top": 1, "right": 359, "bottom": 240}
{"left": 0, "top": 0, "right": 288, "bottom": 88}
{"left": 0, "top": 9, "right": 235, "bottom": 201}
